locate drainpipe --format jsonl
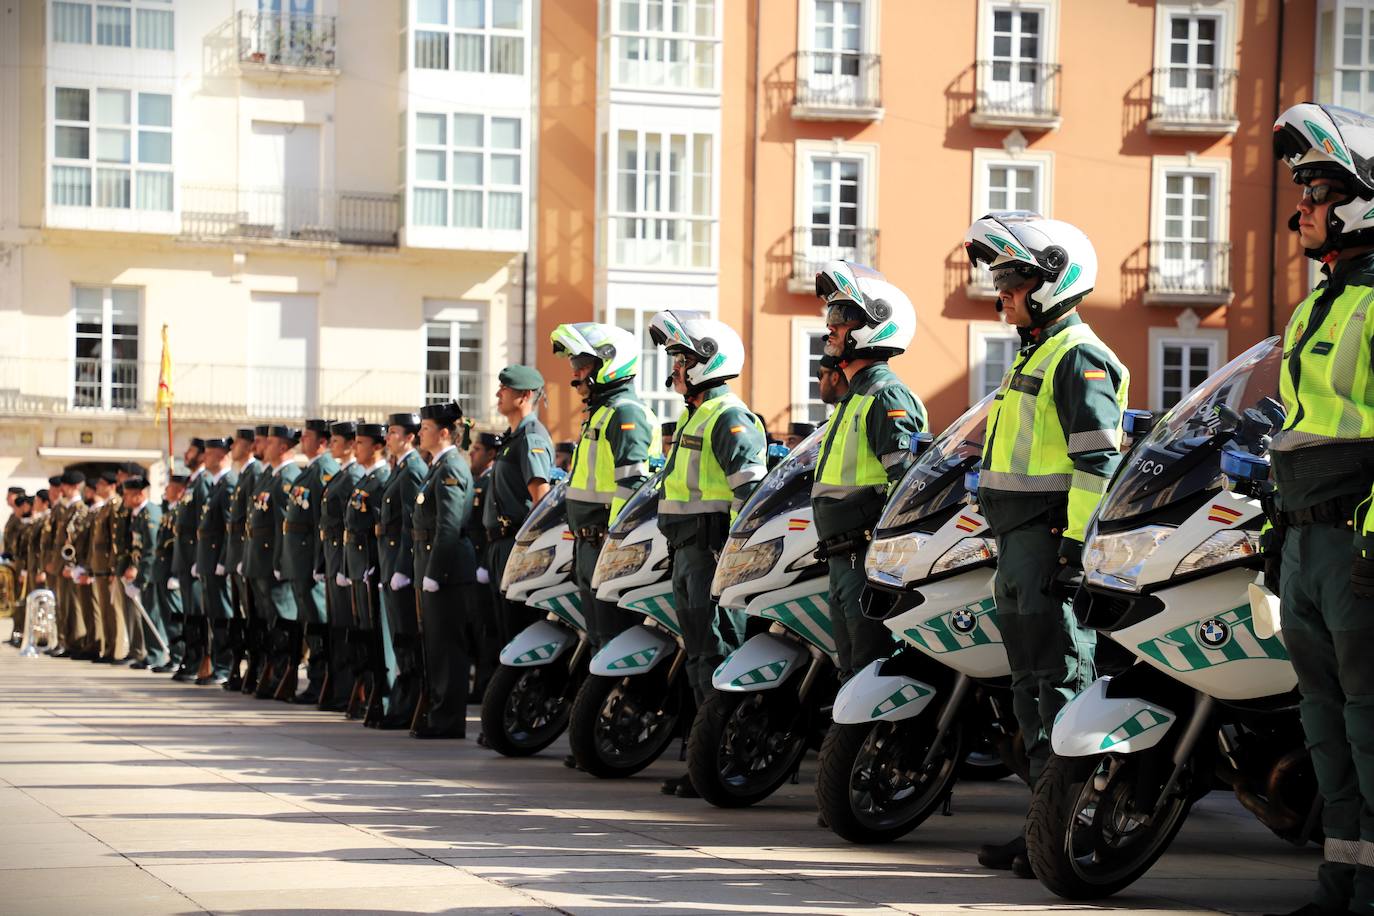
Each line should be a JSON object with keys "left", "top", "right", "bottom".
{"left": 1266, "top": 0, "right": 1286, "bottom": 338}
{"left": 521, "top": 251, "right": 530, "bottom": 363}
{"left": 746, "top": 0, "right": 762, "bottom": 406}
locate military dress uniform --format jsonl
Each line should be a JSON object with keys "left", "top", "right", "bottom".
{"left": 120, "top": 485, "right": 162, "bottom": 668}
{"left": 87, "top": 486, "right": 123, "bottom": 661}
{"left": 412, "top": 402, "right": 478, "bottom": 738}
{"left": 565, "top": 376, "right": 660, "bottom": 650}
{"left": 110, "top": 485, "right": 145, "bottom": 665}
{"left": 343, "top": 434, "right": 390, "bottom": 723}
{"left": 466, "top": 434, "right": 498, "bottom": 695}
{"left": 172, "top": 462, "right": 211, "bottom": 680}
{"left": 279, "top": 420, "right": 340, "bottom": 702}
{"left": 658, "top": 384, "right": 767, "bottom": 702}
{"left": 67, "top": 497, "right": 100, "bottom": 659}
{"left": 196, "top": 454, "right": 239, "bottom": 683}
{"left": 225, "top": 434, "right": 263, "bottom": 689}
{"left": 812, "top": 362, "right": 927, "bottom": 676}
{"left": 151, "top": 487, "right": 184, "bottom": 671}
{"left": 316, "top": 425, "right": 363, "bottom": 711}
{"left": 247, "top": 436, "right": 301, "bottom": 698}
{"left": 378, "top": 419, "right": 427, "bottom": 729}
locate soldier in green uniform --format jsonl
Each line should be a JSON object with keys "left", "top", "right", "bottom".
{"left": 344, "top": 422, "right": 390, "bottom": 724}
{"left": 249, "top": 426, "right": 301, "bottom": 699}
{"left": 111, "top": 463, "right": 143, "bottom": 667}
{"left": 280, "top": 419, "right": 339, "bottom": 704}
{"left": 648, "top": 311, "right": 767, "bottom": 797}
{"left": 196, "top": 437, "right": 238, "bottom": 686}
{"left": 223, "top": 427, "right": 263, "bottom": 690}
{"left": 1264, "top": 105, "right": 1374, "bottom": 916}
{"left": 172, "top": 439, "right": 209, "bottom": 682}
{"left": 411, "top": 400, "right": 477, "bottom": 739}
{"left": 484, "top": 366, "right": 555, "bottom": 646}
{"left": 3, "top": 486, "right": 24, "bottom": 560}
{"left": 550, "top": 324, "right": 659, "bottom": 652}
{"left": 466, "top": 431, "right": 498, "bottom": 697}
{"left": 65, "top": 474, "right": 100, "bottom": 660}
{"left": 151, "top": 475, "right": 186, "bottom": 673}
{"left": 87, "top": 471, "right": 124, "bottom": 662}
{"left": 38, "top": 475, "right": 70, "bottom": 654}
{"left": 315, "top": 420, "right": 362, "bottom": 711}
{"left": 964, "top": 214, "right": 1126, "bottom": 878}
{"left": 118, "top": 477, "right": 162, "bottom": 670}
{"left": 380, "top": 412, "right": 427, "bottom": 729}
{"left": 810, "top": 262, "right": 927, "bottom": 677}
{"left": 11, "top": 489, "right": 48, "bottom": 647}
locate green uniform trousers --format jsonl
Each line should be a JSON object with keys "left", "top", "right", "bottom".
{"left": 993, "top": 524, "right": 1096, "bottom": 787}
{"left": 575, "top": 536, "right": 636, "bottom": 651}
{"left": 670, "top": 542, "right": 743, "bottom": 704}
{"left": 1282, "top": 522, "right": 1374, "bottom": 912}
{"left": 827, "top": 548, "right": 891, "bottom": 677}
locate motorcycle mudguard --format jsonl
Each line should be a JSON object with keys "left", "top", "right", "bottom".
{"left": 711, "top": 632, "right": 809, "bottom": 692}
{"left": 831, "top": 658, "right": 938, "bottom": 725}
{"left": 498, "top": 619, "right": 577, "bottom": 667}
{"left": 1051, "top": 676, "right": 1177, "bottom": 757}
{"left": 589, "top": 624, "right": 677, "bottom": 676}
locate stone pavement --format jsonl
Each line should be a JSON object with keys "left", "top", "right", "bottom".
{"left": 0, "top": 647, "right": 1318, "bottom": 916}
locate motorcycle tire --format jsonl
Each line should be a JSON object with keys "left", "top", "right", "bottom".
{"left": 686, "top": 690, "right": 810, "bottom": 808}
{"left": 567, "top": 670, "right": 680, "bottom": 778}
{"left": 478, "top": 663, "right": 573, "bottom": 757}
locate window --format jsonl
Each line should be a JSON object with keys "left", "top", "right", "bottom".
{"left": 425, "top": 319, "right": 483, "bottom": 418}
{"left": 73, "top": 286, "right": 139, "bottom": 411}
{"left": 412, "top": 111, "right": 524, "bottom": 231}
{"left": 792, "top": 323, "right": 829, "bottom": 423}
{"left": 607, "top": 129, "right": 714, "bottom": 269}
{"left": 975, "top": 0, "right": 1058, "bottom": 120}
{"left": 968, "top": 322, "right": 1021, "bottom": 404}
{"left": 614, "top": 306, "right": 681, "bottom": 422}
{"left": 968, "top": 148, "right": 1052, "bottom": 293}
{"left": 1316, "top": 0, "right": 1374, "bottom": 110}
{"left": 609, "top": 0, "right": 719, "bottom": 91}
{"left": 1149, "top": 155, "right": 1230, "bottom": 298}
{"left": 792, "top": 140, "right": 877, "bottom": 286}
{"left": 414, "top": 0, "right": 525, "bottom": 75}
{"left": 53, "top": 1, "right": 174, "bottom": 50}
{"left": 1150, "top": 2, "right": 1236, "bottom": 124}
{"left": 1149, "top": 329, "right": 1224, "bottom": 411}
{"left": 51, "top": 87, "right": 173, "bottom": 211}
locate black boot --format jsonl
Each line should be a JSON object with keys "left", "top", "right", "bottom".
{"left": 224, "top": 618, "right": 246, "bottom": 691}
{"left": 255, "top": 622, "right": 289, "bottom": 699}
{"left": 977, "top": 835, "right": 1026, "bottom": 870}
{"left": 362, "top": 630, "right": 387, "bottom": 728}
{"left": 273, "top": 620, "right": 303, "bottom": 701}
{"left": 293, "top": 623, "right": 328, "bottom": 705}
{"left": 318, "top": 626, "right": 353, "bottom": 711}
{"left": 381, "top": 638, "right": 420, "bottom": 729}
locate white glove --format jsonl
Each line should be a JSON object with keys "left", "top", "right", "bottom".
{"left": 313, "top": 572, "right": 326, "bottom": 584}
{"left": 73, "top": 565, "right": 87, "bottom": 579}
{"left": 336, "top": 572, "right": 350, "bottom": 587}
{"left": 167, "top": 577, "right": 180, "bottom": 591}
{"left": 274, "top": 570, "right": 282, "bottom": 581}
{"left": 390, "top": 572, "right": 411, "bottom": 591}
{"left": 365, "top": 566, "right": 375, "bottom": 581}
{"left": 122, "top": 581, "right": 138, "bottom": 599}
{"left": 236, "top": 561, "right": 244, "bottom": 575}
{"left": 422, "top": 576, "right": 440, "bottom": 593}
{"left": 215, "top": 563, "right": 226, "bottom": 576}
{"left": 191, "top": 563, "right": 198, "bottom": 578}
{"left": 476, "top": 566, "right": 490, "bottom": 585}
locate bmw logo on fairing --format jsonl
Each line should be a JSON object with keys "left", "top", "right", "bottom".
{"left": 950, "top": 607, "right": 977, "bottom": 634}
{"left": 1197, "top": 618, "right": 1231, "bottom": 649}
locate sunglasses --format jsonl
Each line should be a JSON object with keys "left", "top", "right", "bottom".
{"left": 1301, "top": 183, "right": 1347, "bottom": 205}
{"left": 992, "top": 265, "right": 1040, "bottom": 293}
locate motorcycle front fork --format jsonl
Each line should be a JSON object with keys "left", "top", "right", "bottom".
{"left": 1131, "top": 691, "right": 1214, "bottom": 825}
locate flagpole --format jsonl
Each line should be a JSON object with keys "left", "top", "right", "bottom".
{"left": 166, "top": 405, "right": 174, "bottom": 471}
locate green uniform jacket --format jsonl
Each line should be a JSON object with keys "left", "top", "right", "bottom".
{"left": 87, "top": 499, "right": 116, "bottom": 576}
{"left": 465, "top": 465, "right": 491, "bottom": 553}
{"left": 483, "top": 414, "right": 554, "bottom": 537}
{"left": 280, "top": 454, "right": 339, "bottom": 583}
{"left": 68, "top": 502, "right": 94, "bottom": 573}
{"left": 344, "top": 460, "right": 390, "bottom": 581}
{"left": 12, "top": 517, "right": 31, "bottom": 574}
{"left": 153, "top": 500, "right": 182, "bottom": 614}
{"left": 43, "top": 499, "right": 76, "bottom": 577}
{"left": 173, "top": 471, "right": 211, "bottom": 577}
{"left": 412, "top": 446, "right": 475, "bottom": 586}
{"left": 3, "top": 512, "right": 19, "bottom": 558}
{"left": 225, "top": 458, "right": 262, "bottom": 573}
{"left": 246, "top": 462, "right": 300, "bottom": 581}
{"left": 316, "top": 460, "right": 362, "bottom": 578}
{"left": 126, "top": 502, "right": 159, "bottom": 589}
{"left": 111, "top": 495, "right": 129, "bottom": 578}
{"left": 378, "top": 449, "right": 426, "bottom": 583}
{"left": 566, "top": 380, "right": 656, "bottom": 532}
{"left": 196, "top": 469, "right": 238, "bottom": 576}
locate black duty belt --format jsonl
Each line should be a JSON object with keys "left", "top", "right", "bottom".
{"left": 376, "top": 523, "right": 402, "bottom": 537}
{"left": 574, "top": 525, "right": 608, "bottom": 546}
{"left": 413, "top": 529, "right": 433, "bottom": 542}
{"left": 1276, "top": 493, "right": 1364, "bottom": 529}
{"left": 283, "top": 522, "right": 312, "bottom": 533}
{"left": 814, "top": 527, "right": 872, "bottom": 560}
{"left": 249, "top": 526, "right": 272, "bottom": 536}
{"left": 487, "top": 524, "right": 515, "bottom": 540}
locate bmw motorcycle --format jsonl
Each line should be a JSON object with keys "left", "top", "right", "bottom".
{"left": 1024, "top": 338, "right": 1319, "bottom": 898}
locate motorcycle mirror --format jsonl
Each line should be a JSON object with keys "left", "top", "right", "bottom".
{"left": 1257, "top": 396, "right": 1287, "bottom": 430}
{"left": 909, "top": 431, "right": 934, "bottom": 457}
{"left": 1220, "top": 447, "right": 1270, "bottom": 483}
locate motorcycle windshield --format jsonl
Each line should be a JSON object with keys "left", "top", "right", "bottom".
{"left": 874, "top": 394, "right": 993, "bottom": 536}
{"left": 607, "top": 471, "right": 663, "bottom": 538}
{"left": 731, "top": 424, "right": 827, "bottom": 536}
{"left": 1097, "top": 337, "right": 1282, "bottom": 524}
{"left": 514, "top": 477, "right": 568, "bottom": 546}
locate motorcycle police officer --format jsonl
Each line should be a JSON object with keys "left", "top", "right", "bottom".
{"left": 1267, "top": 103, "right": 1374, "bottom": 916}
{"left": 551, "top": 323, "right": 660, "bottom": 652}
{"left": 648, "top": 310, "right": 767, "bottom": 798}
{"left": 810, "top": 262, "right": 926, "bottom": 678}
{"left": 964, "top": 213, "right": 1128, "bottom": 878}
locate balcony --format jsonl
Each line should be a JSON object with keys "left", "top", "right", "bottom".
{"left": 792, "top": 52, "right": 883, "bottom": 122}
{"left": 73, "top": 358, "right": 138, "bottom": 412}
{"left": 604, "top": 215, "right": 716, "bottom": 272}
{"left": 235, "top": 11, "right": 338, "bottom": 80}
{"left": 180, "top": 186, "right": 400, "bottom": 248}
{"left": 1145, "top": 240, "right": 1232, "bottom": 306}
{"left": 601, "top": 31, "right": 720, "bottom": 93}
{"left": 971, "top": 60, "right": 1061, "bottom": 131}
{"left": 1147, "top": 66, "right": 1240, "bottom": 135}
{"left": 790, "top": 226, "right": 879, "bottom": 294}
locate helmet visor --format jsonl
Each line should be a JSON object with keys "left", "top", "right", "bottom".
{"left": 825, "top": 302, "right": 868, "bottom": 327}
{"left": 992, "top": 264, "right": 1041, "bottom": 293}
{"left": 570, "top": 354, "right": 600, "bottom": 372}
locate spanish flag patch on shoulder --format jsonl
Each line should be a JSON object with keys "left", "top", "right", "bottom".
{"left": 1083, "top": 369, "right": 1107, "bottom": 380}
{"left": 886, "top": 409, "right": 907, "bottom": 418}
{"left": 729, "top": 425, "right": 745, "bottom": 434}
{"left": 532, "top": 448, "right": 546, "bottom": 454}
{"left": 620, "top": 423, "right": 636, "bottom": 430}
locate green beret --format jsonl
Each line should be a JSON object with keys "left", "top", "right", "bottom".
{"left": 499, "top": 364, "right": 545, "bottom": 391}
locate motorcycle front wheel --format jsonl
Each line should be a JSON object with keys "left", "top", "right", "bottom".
{"left": 686, "top": 689, "right": 810, "bottom": 808}
{"left": 567, "top": 667, "right": 681, "bottom": 778}
{"left": 479, "top": 662, "right": 574, "bottom": 757}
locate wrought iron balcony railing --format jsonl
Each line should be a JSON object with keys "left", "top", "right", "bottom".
{"left": 973, "top": 59, "right": 1061, "bottom": 125}
{"left": 180, "top": 186, "right": 400, "bottom": 247}
{"left": 1147, "top": 240, "right": 1232, "bottom": 301}
{"left": 236, "top": 11, "right": 337, "bottom": 72}
{"left": 1150, "top": 66, "right": 1239, "bottom": 128}
{"left": 792, "top": 226, "right": 879, "bottom": 285}
{"left": 793, "top": 51, "right": 882, "bottom": 117}
{"left": 604, "top": 214, "right": 716, "bottom": 271}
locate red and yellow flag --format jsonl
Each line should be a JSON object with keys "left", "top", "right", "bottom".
{"left": 153, "top": 324, "right": 173, "bottom": 423}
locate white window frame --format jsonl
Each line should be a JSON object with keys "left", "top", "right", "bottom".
{"left": 1148, "top": 326, "right": 1227, "bottom": 412}
{"left": 71, "top": 285, "right": 141, "bottom": 412}
{"left": 796, "top": 0, "right": 880, "bottom": 56}
{"left": 411, "top": 110, "right": 527, "bottom": 232}
{"left": 423, "top": 299, "right": 487, "bottom": 419}
{"left": 1150, "top": 0, "right": 1237, "bottom": 120}
{"left": 968, "top": 146, "right": 1054, "bottom": 297}
{"left": 791, "top": 319, "right": 829, "bottom": 424}
{"left": 612, "top": 305, "right": 682, "bottom": 422}
{"left": 413, "top": 0, "right": 528, "bottom": 75}
{"left": 52, "top": 1, "right": 175, "bottom": 50}
{"left": 967, "top": 321, "right": 1022, "bottom": 406}
{"left": 794, "top": 0, "right": 881, "bottom": 109}
{"left": 792, "top": 139, "right": 879, "bottom": 293}
{"left": 975, "top": 0, "right": 1059, "bottom": 111}
{"left": 606, "top": 0, "right": 722, "bottom": 93}
{"left": 1148, "top": 154, "right": 1231, "bottom": 299}
{"left": 50, "top": 85, "right": 174, "bottom": 213}
{"left": 607, "top": 127, "right": 715, "bottom": 270}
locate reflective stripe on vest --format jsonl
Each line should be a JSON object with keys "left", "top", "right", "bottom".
{"left": 660, "top": 392, "right": 760, "bottom": 515}
{"left": 812, "top": 384, "right": 890, "bottom": 500}
{"left": 1272, "top": 282, "right": 1374, "bottom": 453}
{"left": 981, "top": 323, "right": 1127, "bottom": 493}
{"left": 567, "top": 396, "right": 661, "bottom": 505}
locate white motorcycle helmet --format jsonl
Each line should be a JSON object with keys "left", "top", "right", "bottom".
{"left": 550, "top": 322, "right": 640, "bottom": 387}
{"left": 963, "top": 212, "right": 1097, "bottom": 328}
{"left": 814, "top": 261, "right": 916, "bottom": 359}
{"left": 1273, "top": 102, "right": 1374, "bottom": 259}
{"left": 648, "top": 309, "right": 745, "bottom": 394}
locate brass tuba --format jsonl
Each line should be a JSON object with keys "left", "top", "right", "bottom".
{"left": 18, "top": 588, "right": 56, "bottom": 656}
{"left": 0, "top": 560, "right": 16, "bottom": 622}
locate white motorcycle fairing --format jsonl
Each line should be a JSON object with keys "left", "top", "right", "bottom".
{"left": 526, "top": 581, "right": 587, "bottom": 632}
{"left": 884, "top": 565, "right": 1008, "bottom": 680}
{"left": 589, "top": 623, "right": 678, "bottom": 676}
{"left": 1050, "top": 677, "right": 1178, "bottom": 757}
{"left": 711, "top": 631, "right": 811, "bottom": 692}
{"left": 503, "top": 525, "right": 575, "bottom": 605}
{"left": 831, "top": 658, "right": 938, "bottom": 725}
{"left": 499, "top": 618, "right": 578, "bottom": 668}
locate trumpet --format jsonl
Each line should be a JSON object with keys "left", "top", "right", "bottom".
{"left": 60, "top": 543, "right": 76, "bottom": 562}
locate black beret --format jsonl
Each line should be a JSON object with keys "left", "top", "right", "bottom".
{"left": 235, "top": 427, "right": 255, "bottom": 442}
{"left": 476, "top": 432, "right": 501, "bottom": 449}
{"left": 204, "top": 437, "right": 232, "bottom": 451}
{"left": 267, "top": 424, "right": 298, "bottom": 442}
{"left": 35, "top": 489, "right": 49, "bottom": 503}
{"left": 14, "top": 495, "right": 30, "bottom": 507}
{"left": 419, "top": 401, "right": 462, "bottom": 424}
{"left": 329, "top": 420, "right": 357, "bottom": 438}
{"left": 168, "top": 473, "right": 189, "bottom": 485}
{"left": 7, "top": 486, "right": 24, "bottom": 495}
{"left": 356, "top": 422, "right": 387, "bottom": 441}
{"left": 304, "top": 418, "right": 330, "bottom": 434}
{"left": 253, "top": 424, "right": 271, "bottom": 437}
{"left": 121, "top": 476, "right": 149, "bottom": 492}
{"left": 789, "top": 422, "right": 816, "bottom": 438}
{"left": 98, "top": 470, "right": 118, "bottom": 485}
{"left": 818, "top": 354, "right": 842, "bottom": 371}
{"left": 189, "top": 437, "right": 206, "bottom": 450}
{"left": 556, "top": 441, "right": 575, "bottom": 455}
{"left": 47, "top": 475, "right": 63, "bottom": 487}
{"left": 61, "top": 470, "right": 85, "bottom": 485}
{"left": 121, "top": 461, "right": 143, "bottom": 476}
{"left": 388, "top": 411, "right": 421, "bottom": 431}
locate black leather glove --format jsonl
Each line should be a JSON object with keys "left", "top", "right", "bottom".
{"left": 1050, "top": 539, "right": 1084, "bottom": 602}
{"left": 1353, "top": 554, "right": 1374, "bottom": 600}
{"left": 1259, "top": 525, "right": 1283, "bottom": 594}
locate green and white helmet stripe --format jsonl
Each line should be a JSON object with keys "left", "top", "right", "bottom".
{"left": 550, "top": 322, "right": 640, "bottom": 385}
{"left": 963, "top": 213, "right": 1097, "bottom": 323}
{"left": 1274, "top": 102, "right": 1374, "bottom": 258}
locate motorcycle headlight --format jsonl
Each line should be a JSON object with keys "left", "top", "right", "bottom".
{"left": 711, "top": 536, "right": 784, "bottom": 595}
{"left": 1173, "top": 529, "right": 1260, "bottom": 577}
{"left": 865, "top": 533, "right": 929, "bottom": 587}
{"left": 930, "top": 537, "right": 996, "bottom": 575}
{"left": 591, "top": 539, "right": 650, "bottom": 589}
{"left": 1082, "top": 525, "right": 1174, "bottom": 591}
{"left": 502, "top": 545, "right": 555, "bottom": 590}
